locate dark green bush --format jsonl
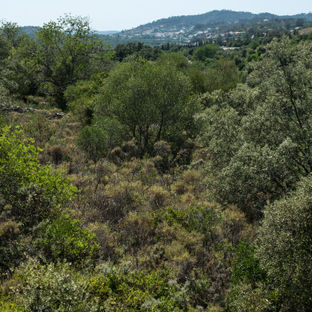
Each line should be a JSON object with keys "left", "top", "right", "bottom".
{"left": 77, "top": 125, "right": 109, "bottom": 161}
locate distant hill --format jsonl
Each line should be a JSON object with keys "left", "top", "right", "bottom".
{"left": 103, "top": 10, "right": 312, "bottom": 46}
{"left": 123, "top": 10, "right": 312, "bottom": 33}
{"left": 132, "top": 10, "right": 273, "bottom": 30}
{"left": 19, "top": 10, "right": 312, "bottom": 46}
{"left": 21, "top": 26, "right": 39, "bottom": 38}
{"left": 95, "top": 30, "right": 119, "bottom": 35}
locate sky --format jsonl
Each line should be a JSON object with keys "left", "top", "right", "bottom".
{"left": 1, "top": 0, "right": 312, "bottom": 31}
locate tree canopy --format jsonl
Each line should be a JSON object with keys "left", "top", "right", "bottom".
{"left": 94, "top": 57, "right": 198, "bottom": 156}
{"left": 34, "top": 15, "right": 112, "bottom": 110}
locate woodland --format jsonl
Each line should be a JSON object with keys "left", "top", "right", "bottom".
{"left": 0, "top": 15, "right": 312, "bottom": 311}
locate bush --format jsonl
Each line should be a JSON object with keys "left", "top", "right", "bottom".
{"left": 227, "top": 282, "right": 276, "bottom": 312}
{"left": 35, "top": 215, "right": 99, "bottom": 264}
{"left": 88, "top": 263, "right": 188, "bottom": 311}
{"left": 231, "top": 241, "right": 265, "bottom": 286}
{"left": 78, "top": 118, "right": 125, "bottom": 161}
{"left": 0, "top": 126, "right": 76, "bottom": 227}
{"left": 0, "top": 126, "right": 77, "bottom": 271}
{"left": 77, "top": 125, "right": 109, "bottom": 161}
{"left": 256, "top": 176, "right": 312, "bottom": 311}
{"left": 9, "top": 260, "right": 101, "bottom": 312}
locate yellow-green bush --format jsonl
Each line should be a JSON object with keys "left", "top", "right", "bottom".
{"left": 35, "top": 215, "right": 99, "bottom": 264}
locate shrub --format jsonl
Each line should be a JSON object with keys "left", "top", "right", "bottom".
{"left": 0, "top": 126, "right": 77, "bottom": 271}
{"left": 227, "top": 282, "right": 276, "bottom": 312}
{"left": 148, "top": 185, "right": 170, "bottom": 209}
{"left": 35, "top": 215, "right": 99, "bottom": 264}
{"left": 9, "top": 260, "right": 101, "bottom": 312}
{"left": 231, "top": 241, "right": 265, "bottom": 286}
{"left": 88, "top": 263, "right": 188, "bottom": 311}
{"left": 46, "top": 144, "right": 71, "bottom": 165}
{"left": 0, "top": 126, "right": 77, "bottom": 227}
{"left": 159, "top": 205, "right": 220, "bottom": 235}
{"left": 256, "top": 176, "right": 312, "bottom": 310}
{"left": 118, "top": 211, "right": 156, "bottom": 252}
{"left": 77, "top": 125, "right": 109, "bottom": 161}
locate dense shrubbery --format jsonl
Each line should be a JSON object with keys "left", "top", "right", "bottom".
{"left": 228, "top": 176, "right": 312, "bottom": 311}
{"left": 197, "top": 37, "right": 312, "bottom": 220}
{"left": 1, "top": 17, "right": 312, "bottom": 311}
{"left": 0, "top": 126, "right": 98, "bottom": 274}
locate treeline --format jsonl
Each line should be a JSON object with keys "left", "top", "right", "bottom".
{"left": 1, "top": 15, "right": 312, "bottom": 311}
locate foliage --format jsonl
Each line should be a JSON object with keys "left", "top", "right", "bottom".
{"left": 2, "top": 14, "right": 312, "bottom": 312}
{"left": 0, "top": 126, "right": 77, "bottom": 272}
{"left": 256, "top": 176, "right": 312, "bottom": 310}
{"left": 77, "top": 125, "right": 110, "bottom": 161}
{"left": 65, "top": 72, "right": 108, "bottom": 124}
{"left": 88, "top": 264, "right": 188, "bottom": 311}
{"left": 4, "top": 260, "right": 188, "bottom": 312}
{"left": 0, "top": 126, "right": 76, "bottom": 227}
{"left": 0, "top": 22, "right": 24, "bottom": 48}
{"left": 8, "top": 260, "right": 101, "bottom": 312}
{"left": 193, "top": 44, "right": 219, "bottom": 62}
{"left": 94, "top": 57, "right": 198, "bottom": 155}
{"left": 229, "top": 176, "right": 312, "bottom": 311}
{"left": 158, "top": 205, "right": 220, "bottom": 234}
{"left": 231, "top": 241, "right": 265, "bottom": 286}
{"left": 114, "top": 42, "right": 162, "bottom": 61}
{"left": 197, "top": 37, "right": 312, "bottom": 219}
{"left": 35, "top": 15, "right": 113, "bottom": 109}
{"left": 35, "top": 215, "right": 99, "bottom": 264}
{"left": 227, "top": 282, "right": 277, "bottom": 312}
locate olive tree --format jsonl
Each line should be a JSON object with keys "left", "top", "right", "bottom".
{"left": 94, "top": 58, "right": 198, "bottom": 155}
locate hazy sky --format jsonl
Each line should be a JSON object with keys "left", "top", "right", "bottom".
{"left": 1, "top": 0, "right": 311, "bottom": 30}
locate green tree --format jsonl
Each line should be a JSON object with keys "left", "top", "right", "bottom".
{"left": 35, "top": 15, "right": 112, "bottom": 110}
{"left": 0, "top": 22, "right": 23, "bottom": 48}
{"left": 0, "top": 34, "right": 9, "bottom": 61}
{"left": 255, "top": 176, "right": 312, "bottom": 311}
{"left": 193, "top": 44, "right": 219, "bottom": 62}
{"left": 0, "top": 126, "right": 77, "bottom": 271}
{"left": 197, "top": 37, "right": 312, "bottom": 219}
{"left": 95, "top": 58, "right": 197, "bottom": 155}
{"left": 65, "top": 72, "right": 108, "bottom": 125}
{"left": 0, "top": 22, "right": 43, "bottom": 98}
{"left": 0, "top": 27, "right": 19, "bottom": 101}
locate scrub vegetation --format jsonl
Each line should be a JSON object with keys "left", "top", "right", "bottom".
{"left": 1, "top": 15, "right": 312, "bottom": 311}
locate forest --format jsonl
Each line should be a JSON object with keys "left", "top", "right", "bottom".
{"left": 0, "top": 14, "right": 312, "bottom": 311}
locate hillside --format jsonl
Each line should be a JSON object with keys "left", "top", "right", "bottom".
{"left": 1, "top": 14, "right": 312, "bottom": 311}
{"left": 20, "top": 10, "right": 312, "bottom": 46}
{"left": 21, "top": 26, "right": 39, "bottom": 37}
{"left": 104, "top": 10, "right": 312, "bottom": 45}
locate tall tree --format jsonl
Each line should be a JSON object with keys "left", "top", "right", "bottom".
{"left": 35, "top": 15, "right": 112, "bottom": 110}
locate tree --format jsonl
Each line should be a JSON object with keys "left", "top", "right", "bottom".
{"left": 114, "top": 42, "right": 161, "bottom": 61}
{"left": 0, "top": 26, "right": 19, "bottom": 101}
{"left": 0, "top": 34, "right": 9, "bottom": 61}
{"left": 255, "top": 176, "right": 312, "bottom": 310}
{"left": 193, "top": 44, "right": 219, "bottom": 62}
{"left": 35, "top": 15, "right": 112, "bottom": 110}
{"left": 94, "top": 58, "right": 197, "bottom": 155}
{"left": 0, "top": 22, "right": 23, "bottom": 48}
{"left": 197, "top": 37, "right": 312, "bottom": 219}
